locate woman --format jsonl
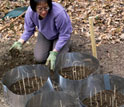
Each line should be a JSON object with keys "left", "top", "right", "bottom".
{"left": 10, "top": 0, "right": 72, "bottom": 70}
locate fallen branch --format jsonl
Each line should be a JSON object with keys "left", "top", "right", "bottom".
{"left": 0, "top": 11, "right": 26, "bottom": 32}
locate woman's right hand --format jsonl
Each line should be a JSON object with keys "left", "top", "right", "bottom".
{"left": 10, "top": 41, "right": 22, "bottom": 51}
{"left": 9, "top": 41, "right": 23, "bottom": 57}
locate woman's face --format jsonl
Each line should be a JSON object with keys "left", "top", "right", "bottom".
{"left": 36, "top": 2, "right": 49, "bottom": 18}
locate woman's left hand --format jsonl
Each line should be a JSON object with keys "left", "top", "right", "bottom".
{"left": 45, "top": 51, "right": 58, "bottom": 71}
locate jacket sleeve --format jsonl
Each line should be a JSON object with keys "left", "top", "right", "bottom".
{"left": 20, "top": 7, "right": 35, "bottom": 42}
{"left": 55, "top": 10, "right": 72, "bottom": 51}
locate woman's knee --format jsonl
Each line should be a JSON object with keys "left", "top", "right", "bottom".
{"left": 34, "top": 54, "right": 47, "bottom": 63}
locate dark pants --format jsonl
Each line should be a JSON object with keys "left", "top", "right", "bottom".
{"left": 34, "top": 32, "right": 70, "bottom": 63}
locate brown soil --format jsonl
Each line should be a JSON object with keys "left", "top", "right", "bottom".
{"left": 59, "top": 66, "right": 94, "bottom": 80}
{"left": 9, "top": 76, "right": 46, "bottom": 95}
{"left": 1, "top": 33, "right": 124, "bottom": 107}
{"left": 82, "top": 90, "right": 124, "bottom": 107}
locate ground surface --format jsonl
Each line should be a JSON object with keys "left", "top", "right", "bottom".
{"left": 0, "top": 0, "right": 124, "bottom": 106}
{"left": 1, "top": 30, "right": 124, "bottom": 107}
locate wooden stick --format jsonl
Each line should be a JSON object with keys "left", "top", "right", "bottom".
{"left": 89, "top": 17, "right": 97, "bottom": 58}
{"left": 18, "top": 80, "right": 22, "bottom": 94}
{"left": 90, "top": 91, "right": 92, "bottom": 107}
{"left": 60, "top": 100, "right": 63, "bottom": 107}
{"left": 0, "top": 11, "right": 26, "bottom": 32}
{"left": 109, "top": 97, "right": 111, "bottom": 106}
{"left": 22, "top": 75, "right": 26, "bottom": 95}
{"left": 100, "top": 91, "right": 102, "bottom": 106}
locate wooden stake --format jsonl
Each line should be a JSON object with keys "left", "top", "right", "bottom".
{"left": 33, "top": 70, "right": 38, "bottom": 83}
{"left": 83, "top": 64, "right": 85, "bottom": 78}
{"left": 89, "top": 17, "right": 97, "bottom": 58}
{"left": 90, "top": 91, "right": 92, "bottom": 107}
{"left": 94, "top": 88, "right": 97, "bottom": 101}
{"left": 112, "top": 95, "right": 114, "bottom": 107}
{"left": 100, "top": 91, "right": 102, "bottom": 106}
{"left": 37, "top": 82, "right": 40, "bottom": 90}
{"left": 114, "top": 85, "right": 116, "bottom": 100}
{"left": 18, "top": 80, "right": 22, "bottom": 94}
{"left": 22, "top": 75, "right": 26, "bottom": 95}
{"left": 14, "top": 84, "right": 16, "bottom": 92}
{"left": 32, "top": 81, "right": 34, "bottom": 89}
{"left": 60, "top": 100, "right": 63, "bottom": 107}
{"left": 27, "top": 73, "right": 30, "bottom": 87}
{"left": 40, "top": 76, "right": 43, "bottom": 86}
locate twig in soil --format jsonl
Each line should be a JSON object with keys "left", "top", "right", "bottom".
{"left": 96, "top": 101, "right": 99, "bottom": 107}
{"left": 72, "top": 68, "right": 74, "bottom": 80}
{"left": 113, "top": 85, "right": 116, "bottom": 100}
{"left": 72, "top": 65, "right": 75, "bottom": 80}
{"left": 83, "top": 64, "right": 86, "bottom": 78}
{"left": 60, "top": 100, "right": 63, "bottom": 107}
{"left": 79, "top": 65, "right": 82, "bottom": 80}
{"left": 40, "top": 77, "right": 43, "bottom": 86}
{"left": 27, "top": 73, "right": 30, "bottom": 87}
{"left": 90, "top": 91, "right": 92, "bottom": 107}
{"left": 37, "top": 82, "right": 40, "bottom": 90}
{"left": 22, "top": 74, "right": 26, "bottom": 95}
{"left": 100, "top": 91, "right": 102, "bottom": 106}
{"left": 13, "top": 84, "right": 16, "bottom": 92}
{"left": 94, "top": 87, "right": 97, "bottom": 101}
{"left": 65, "top": 72, "right": 67, "bottom": 79}
{"left": 77, "top": 65, "right": 80, "bottom": 80}
{"left": 18, "top": 80, "right": 22, "bottom": 95}
{"left": 75, "top": 67, "right": 78, "bottom": 80}
{"left": 31, "top": 81, "right": 34, "bottom": 89}
{"left": 33, "top": 70, "right": 38, "bottom": 83}
{"left": 112, "top": 95, "right": 114, "bottom": 107}
{"left": 26, "top": 73, "right": 30, "bottom": 93}
{"left": 72, "top": 71, "right": 75, "bottom": 80}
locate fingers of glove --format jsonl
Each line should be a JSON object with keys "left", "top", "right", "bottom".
{"left": 50, "top": 60, "right": 55, "bottom": 71}
{"left": 9, "top": 42, "right": 19, "bottom": 51}
{"left": 45, "top": 59, "right": 50, "bottom": 66}
{"left": 45, "top": 60, "right": 51, "bottom": 70}
{"left": 9, "top": 45, "right": 15, "bottom": 51}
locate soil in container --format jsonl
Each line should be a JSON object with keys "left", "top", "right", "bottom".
{"left": 82, "top": 90, "right": 124, "bottom": 107}
{"left": 9, "top": 76, "right": 47, "bottom": 95}
{"left": 59, "top": 66, "right": 94, "bottom": 80}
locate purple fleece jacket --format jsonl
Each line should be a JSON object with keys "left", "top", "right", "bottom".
{"left": 20, "top": 2, "right": 72, "bottom": 51}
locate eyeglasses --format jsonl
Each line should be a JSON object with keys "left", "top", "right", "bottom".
{"left": 36, "top": 7, "right": 49, "bottom": 12}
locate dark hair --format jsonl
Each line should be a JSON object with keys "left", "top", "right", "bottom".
{"left": 30, "top": 0, "right": 52, "bottom": 12}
